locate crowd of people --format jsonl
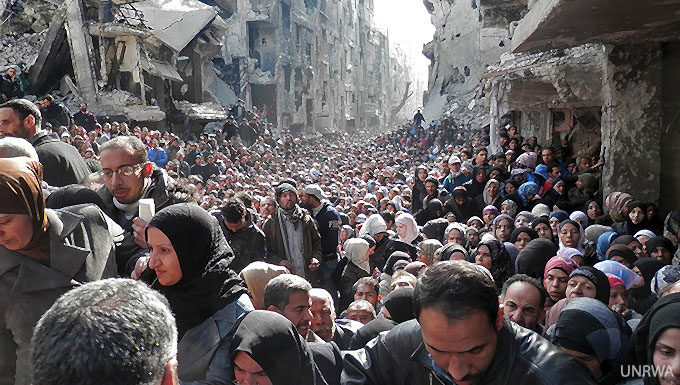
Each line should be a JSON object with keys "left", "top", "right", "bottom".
{"left": 0, "top": 95, "right": 679, "bottom": 385}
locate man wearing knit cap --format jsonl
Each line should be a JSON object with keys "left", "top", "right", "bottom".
{"left": 301, "top": 183, "right": 341, "bottom": 298}
{"left": 262, "top": 181, "right": 322, "bottom": 284}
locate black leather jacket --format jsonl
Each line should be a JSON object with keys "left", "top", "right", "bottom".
{"left": 341, "top": 319, "right": 596, "bottom": 385}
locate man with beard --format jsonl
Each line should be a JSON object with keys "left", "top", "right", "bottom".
{"left": 98, "top": 135, "right": 185, "bottom": 276}
{"left": 262, "top": 181, "right": 322, "bottom": 284}
{"left": 72, "top": 103, "right": 97, "bottom": 132}
{"left": 0, "top": 98, "right": 90, "bottom": 186}
{"left": 264, "top": 274, "right": 314, "bottom": 338}
{"left": 342, "top": 261, "right": 595, "bottom": 385}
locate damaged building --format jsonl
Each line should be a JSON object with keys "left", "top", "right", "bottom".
{"left": 423, "top": 0, "right": 680, "bottom": 212}
{"left": 0, "top": 0, "right": 416, "bottom": 133}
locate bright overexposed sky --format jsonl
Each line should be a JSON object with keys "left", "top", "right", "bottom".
{"left": 373, "top": 0, "right": 435, "bottom": 89}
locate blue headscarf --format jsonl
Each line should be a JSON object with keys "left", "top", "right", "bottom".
{"left": 549, "top": 210, "right": 569, "bottom": 223}
{"left": 518, "top": 182, "right": 539, "bottom": 206}
{"left": 534, "top": 164, "right": 549, "bottom": 180}
{"left": 597, "top": 231, "right": 618, "bottom": 261}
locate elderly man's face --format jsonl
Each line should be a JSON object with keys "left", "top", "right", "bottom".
{"left": 348, "top": 308, "right": 374, "bottom": 325}
{"left": 420, "top": 308, "right": 499, "bottom": 385}
{"left": 502, "top": 281, "right": 543, "bottom": 330}
{"left": 310, "top": 295, "right": 335, "bottom": 342}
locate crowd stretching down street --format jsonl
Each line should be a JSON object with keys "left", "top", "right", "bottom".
{"left": 0, "top": 94, "right": 680, "bottom": 385}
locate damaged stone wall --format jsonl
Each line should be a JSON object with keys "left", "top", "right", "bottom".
{"left": 422, "top": 0, "right": 528, "bottom": 128}
{"left": 600, "top": 43, "right": 663, "bottom": 204}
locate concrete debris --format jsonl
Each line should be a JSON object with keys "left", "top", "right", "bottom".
{"left": 0, "top": 31, "right": 45, "bottom": 69}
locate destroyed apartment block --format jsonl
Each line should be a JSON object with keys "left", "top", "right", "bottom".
{"left": 1, "top": 0, "right": 417, "bottom": 134}
{"left": 484, "top": 0, "right": 680, "bottom": 212}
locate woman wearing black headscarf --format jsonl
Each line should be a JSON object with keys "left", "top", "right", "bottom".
{"left": 510, "top": 227, "right": 539, "bottom": 252}
{"left": 624, "top": 293, "right": 680, "bottom": 385}
{"left": 411, "top": 165, "right": 428, "bottom": 213}
{"left": 474, "top": 239, "right": 513, "bottom": 292}
{"left": 646, "top": 236, "right": 677, "bottom": 265}
{"left": 515, "top": 238, "right": 559, "bottom": 280}
{"left": 612, "top": 201, "right": 650, "bottom": 236}
{"left": 230, "top": 310, "right": 329, "bottom": 385}
{"left": 631, "top": 259, "right": 666, "bottom": 314}
{"left": 145, "top": 202, "right": 253, "bottom": 384}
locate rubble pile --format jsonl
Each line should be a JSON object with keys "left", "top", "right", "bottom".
{"left": 0, "top": 31, "right": 45, "bottom": 69}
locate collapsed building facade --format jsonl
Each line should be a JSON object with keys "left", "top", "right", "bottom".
{"left": 0, "top": 0, "right": 416, "bottom": 134}
{"left": 423, "top": 0, "right": 680, "bottom": 212}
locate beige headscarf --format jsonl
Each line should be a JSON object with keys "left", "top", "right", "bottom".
{"left": 239, "top": 261, "right": 289, "bottom": 309}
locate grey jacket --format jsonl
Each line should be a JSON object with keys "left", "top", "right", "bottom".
{"left": 178, "top": 293, "right": 253, "bottom": 385}
{"left": 0, "top": 205, "right": 120, "bottom": 385}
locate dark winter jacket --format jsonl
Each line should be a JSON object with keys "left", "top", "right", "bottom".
{"left": 29, "top": 131, "right": 91, "bottom": 187}
{"left": 214, "top": 211, "right": 266, "bottom": 273}
{"left": 72, "top": 110, "right": 97, "bottom": 132}
{"left": 310, "top": 202, "right": 342, "bottom": 260}
{"left": 41, "top": 101, "right": 71, "bottom": 128}
{"left": 339, "top": 261, "right": 370, "bottom": 311}
{"left": 342, "top": 319, "right": 597, "bottom": 385}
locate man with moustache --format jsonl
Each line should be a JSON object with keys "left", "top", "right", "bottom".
{"left": 264, "top": 274, "right": 315, "bottom": 338}
{"left": 342, "top": 261, "right": 595, "bottom": 385}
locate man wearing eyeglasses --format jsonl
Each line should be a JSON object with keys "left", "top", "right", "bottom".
{"left": 98, "top": 135, "right": 186, "bottom": 277}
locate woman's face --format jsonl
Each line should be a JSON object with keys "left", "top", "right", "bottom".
{"left": 534, "top": 223, "right": 552, "bottom": 240}
{"left": 608, "top": 285, "right": 628, "bottom": 309}
{"left": 340, "top": 229, "right": 349, "bottom": 242}
{"left": 483, "top": 211, "right": 497, "bottom": 225}
{"left": 471, "top": 220, "right": 483, "bottom": 230}
{"left": 233, "top": 351, "right": 273, "bottom": 385}
{"left": 0, "top": 213, "right": 33, "bottom": 251}
{"left": 514, "top": 232, "right": 533, "bottom": 252}
{"left": 628, "top": 240, "right": 646, "bottom": 260}
{"left": 651, "top": 246, "right": 673, "bottom": 265}
{"left": 652, "top": 327, "right": 680, "bottom": 385}
{"left": 500, "top": 204, "right": 512, "bottom": 216}
{"left": 486, "top": 183, "right": 498, "bottom": 197}
{"left": 544, "top": 268, "right": 569, "bottom": 302}
{"left": 466, "top": 230, "right": 480, "bottom": 247}
{"left": 396, "top": 222, "right": 408, "bottom": 239}
{"left": 549, "top": 217, "right": 560, "bottom": 236}
{"left": 587, "top": 201, "right": 602, "bottom": 219}
{"left": 147, "top": 226, "right": 183, "bottom": 286}
{"left": 447, "top": 229, "right": 464, "bottom": 245}
{"left": 560, "top": 223, "right": 580, "bottom": 248}
{"left": 554, "top": 182, "right": 565, "bottom": 196}
{"left": 647, "top": 205, "right": 658, "bottom": 220}
{"left": 475, "top": 170, "right": 486, "bottom": 183}
{"left": 475, "top": 244, "right": 492, "bottom": 270}
{"left": 566, "top": 276, "right": 597, "bottom": 300}
{"left": 417, "top": 169, "right": 427, "bottom": 181}
{"left": 495, "top": 219, "right": 513, "bottom": 242}
{"left": 629, "top": 207, "right": 646, "bottom": 225}
{"left": 505, "top": 183, "right": 516, "bottom": 195}
{"left": 515, "top": 216, "right": 530, "bottom": 229}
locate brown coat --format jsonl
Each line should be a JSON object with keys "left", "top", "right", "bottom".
{"left": 262, "top": 208, "right": 322, "bottom": 284}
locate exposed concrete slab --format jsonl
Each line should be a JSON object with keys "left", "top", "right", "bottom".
{"left": 131, "top": 2, "right": 217, "bottom": 52}
{"left": 64, "top": 0, "right": 99, "bottom": 103}
{"left": 513, "top": 0, "right": 680, "bottom": 53}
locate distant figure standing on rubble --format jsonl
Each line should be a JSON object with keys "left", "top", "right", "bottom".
{"left": 413, "top": 109, "right": 425, "bottom": 128}
{"left": 40, "top": 95, "right": 71, "bottom": 129}
{"left": 0, "top": 66, "right": 23, "bottom": 102}
{"left": 72, "top": 103, "right": 98, "bottom": 133}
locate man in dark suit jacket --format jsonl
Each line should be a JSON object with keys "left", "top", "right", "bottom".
{"left": 0, "top": 98, "right": 91, "bottom": 187}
